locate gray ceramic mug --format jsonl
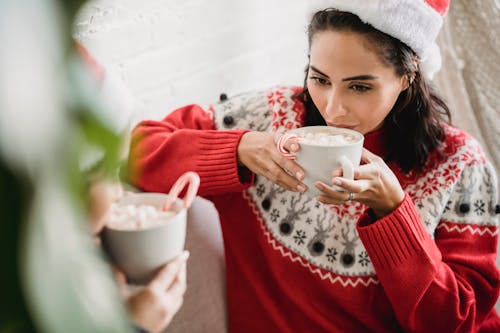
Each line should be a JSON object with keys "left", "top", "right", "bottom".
{"left": 102, "top": 172, "right": 200, "bottom": 284}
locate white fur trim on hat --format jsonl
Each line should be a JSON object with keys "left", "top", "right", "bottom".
{"left": 420, "top": 42, "right": 442, "bottom": 80}
{"left": 307, "top": 0, "right": 446, "bottom": 79}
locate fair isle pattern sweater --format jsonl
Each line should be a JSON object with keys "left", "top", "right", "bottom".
{"left": 129, "top": 86, "right": 500, "bottom": 333}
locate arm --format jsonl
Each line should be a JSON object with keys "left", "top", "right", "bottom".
{"left": 128, "top": 102, "right": 307, "bottom": 196}
{"left": 356, "top": 162, "right": 500, "bottom": 332}
{"left": 128, "top": 104, "right": 252, "bottom": 196}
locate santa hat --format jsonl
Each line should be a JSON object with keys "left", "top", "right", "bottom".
{"left": 307, "top": 0, "right": 450, "bottom": 80}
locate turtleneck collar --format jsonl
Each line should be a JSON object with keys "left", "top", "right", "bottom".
{"left": 363, "top": 128, "right": 388, "bottom": 158}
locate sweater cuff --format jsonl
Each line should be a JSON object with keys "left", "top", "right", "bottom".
{"left": 197, "top": 130, "right": 254, "bottom": 193}
{"left": 356, "top": 193, "right": 440, "bottom": 270}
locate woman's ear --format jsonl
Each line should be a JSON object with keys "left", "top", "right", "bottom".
{"left": 400, "top": 74, "right": 410, "bottom": 91}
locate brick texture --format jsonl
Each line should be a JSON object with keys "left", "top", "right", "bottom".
{"left": 73, "top": 0, "right": 308, "bottom": 126}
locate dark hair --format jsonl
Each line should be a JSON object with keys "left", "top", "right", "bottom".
{"left": 298, "top": 9, "right": 451, "bottom": 173}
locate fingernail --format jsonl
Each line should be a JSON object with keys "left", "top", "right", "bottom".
{"left": 332, "top": 178, "right": 342, "bottom": 186}
{"left": 290, "top": 143, "right": 298, "bottom": 151}
{"left": 180, "top": 250, "right": 190, "bottom": 261}
{"left": 315, "top": 182, "right": 324, "bottom": 190}
{"left": 331, "top": 169, "right": 342, "bottom": 177}
{"left": 296, "top": 171, "right": 303, "bottom": 181}
{"left": 296, "top": 184, "right": 307, "bottom": 192}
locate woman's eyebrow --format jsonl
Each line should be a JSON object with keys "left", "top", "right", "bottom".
{"left": 310, "top": 66, "right": 378, "bottom": 82}
{"left": 309, "top": 65, "right": 329, "bottom": 78}
{"left": 342, "top": 74, "right": 378, "bottom": 81}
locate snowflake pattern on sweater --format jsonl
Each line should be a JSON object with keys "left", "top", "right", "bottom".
{"left": 210, "top": 86, "right": 499, "bottom": 284}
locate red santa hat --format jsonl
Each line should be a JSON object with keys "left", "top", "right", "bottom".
{"left": 308, "top": 0, "right": 450, "bottom": 79}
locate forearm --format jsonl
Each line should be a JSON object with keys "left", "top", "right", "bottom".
{"left": 357, "top": 194, "right": 500, "bottom": 332}
{"left": 127, "top": 105, "right": 253, "bottom": 196}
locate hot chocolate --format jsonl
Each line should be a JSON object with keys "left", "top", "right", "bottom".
{"left": 297, "top": 131, "right": 358, "bottom": 146}
{"left": 107, "top": 203, "right": 176, "bottom": 231}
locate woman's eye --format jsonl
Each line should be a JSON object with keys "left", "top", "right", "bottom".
{"left": 310, "top": 76, "right": 329, "bottom": 85}
{"left": 351, "top": 85, "right": 371, "bottom": 92}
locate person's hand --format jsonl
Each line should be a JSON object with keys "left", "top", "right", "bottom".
{"left": 88, "top": 180, "right": 123, "bottom": 235}
{"left": 237, "top": 131, "right": 306, "bottom": 192}
{"left": 314, "top": 148, "right": 405, "bottom": 218}
{"left": 115, "top": 251, "right": 189, "bottom": 333}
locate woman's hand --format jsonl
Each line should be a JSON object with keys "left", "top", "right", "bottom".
{"left": 115, "top": 252, "right": 189, "bottom": 333}
{"left": 315, "top": 148, "right": 405, "bottom": 218}
{"left": 88, "top": 180, "right": 123, "bottom": 235}
{"left": 237, "top": 131, "right": 306, "bottom": 192}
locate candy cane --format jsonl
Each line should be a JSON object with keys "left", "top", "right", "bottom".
{"left": 276, "top": 133, "right": 300, "bottom": 160}
{"left": 162, "top": 171, "right": 200, "bottom": 211}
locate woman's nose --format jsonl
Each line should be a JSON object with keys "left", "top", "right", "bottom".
{"left": 324, "top": 90, "right": 347, "bottom": 121}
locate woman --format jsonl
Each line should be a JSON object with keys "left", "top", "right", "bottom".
{"left": 127, "top": 1, "right": 500, "bottom": 332}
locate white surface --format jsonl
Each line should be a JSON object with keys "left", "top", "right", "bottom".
{"left": 73, "top": 0, "right": 309, "bottom": 127}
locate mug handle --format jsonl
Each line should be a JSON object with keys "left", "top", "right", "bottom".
{"left": 162, "top": 172, "right": 201, "bottom": 211}
{"left": 332, "top": 155, "right": 354, "bottom": 192}
{"left": 337, "top": 156, "right": 354, "bottom": 190}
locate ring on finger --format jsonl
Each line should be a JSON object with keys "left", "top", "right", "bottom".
{"left": 346, "top": 192, "right": 355, "bottom": 202}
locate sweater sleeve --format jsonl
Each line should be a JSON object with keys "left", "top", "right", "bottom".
{"left": 356, "top": 162, "right": 500, "bottom": 332}
{"left": 127, "top": 104, "right": 253, "bottom": 197}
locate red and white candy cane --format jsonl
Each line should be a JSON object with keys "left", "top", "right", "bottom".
{"left": 162, "top": 171, "right": 201, "bottom": 212}
{"left": 276, "top": 133, "right": 300, "bottom": 160}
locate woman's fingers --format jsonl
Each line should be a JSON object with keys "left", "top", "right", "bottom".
{"left": 88, "top": 181, "right": 123, "bottom": 235}
{"left": 112, "top": 266, "right": 130, "bottom": 298}
{"left": 274, "top": 130, "right": 301, "bottom": 154}
{"left": 113, "top": 266, "right": 127, "bottom": 286}
{"left": 360, "top": 147, "right": 382, "bottom": 164}
{"left": 239, "top": 131, "right": 307, "bottom": 192}
{"left": 324, "top": 150, "right": 405, "bottom": 216}
{"left": 150, "top": 251, "right": 189, "bottom": 291}
{"left": 167, "top": 261, "right": 187, "bottom": 299}
{"left": 127, "top": 253, "right": 189, "bottom": 333}
{"left": 256, "top": 142, "right": 306, "bottom": 192}
{"left": 283, "top": 137, "right": 300, "bottom": 154}
{"left": 260, "top": 164, "right": 305, "bottom": 192}
{"left": 319, "top": 161, "right": 379, "bottom": 204}
{"left": 314, "top": 182, "right": 347, "bottom": 204}
{"left": 332, "top": 162, "right": 379, "bottom": 182}
{"left": 272, "top": 132, "right": 306, "bottom": 191}
{"left": 252, "top": 154, "right": 291, "bottom": 190}
{"left": 273, "top": 153, "right": 306, "bottom": 189}
{"left": 331, "top": 148, "right": 381, "bottom": 179}
{"left": 315, "top": 179, "right": 370, "bottom": 204}
{"left": 331, "top": 177, "right": 371, "bottom": 194}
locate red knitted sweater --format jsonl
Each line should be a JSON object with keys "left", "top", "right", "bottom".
{"left": 128, "top": 86, "right": 500, "bottom": 333}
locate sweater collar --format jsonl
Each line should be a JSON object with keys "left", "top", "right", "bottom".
{"left": 363, "top": 128, "right": 387, "bottom": 159}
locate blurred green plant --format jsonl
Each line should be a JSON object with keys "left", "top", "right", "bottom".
{"left": 0, "top": 1, "right": 133, "bottom": 332}
{"left": 0, "top": 161, "right": 35, "bottom": 333}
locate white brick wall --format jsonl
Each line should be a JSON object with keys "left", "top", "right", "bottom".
{"left": 73, "top": 0, "right": 309, "bottom": 127}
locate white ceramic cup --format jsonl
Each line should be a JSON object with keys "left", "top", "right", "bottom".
{"left": 101, "top": 172, "right": 200, "bottom": 284}
{"left": 288, "top": 126, "right": 364, "bottom": 198}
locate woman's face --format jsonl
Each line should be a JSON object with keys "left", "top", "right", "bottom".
{"left": 307, "top": 30, "right": 408, "bottom": 134}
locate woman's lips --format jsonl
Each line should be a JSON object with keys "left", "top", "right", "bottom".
{"left": 328, "top": 123, "right": 356, "bottom": 130}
